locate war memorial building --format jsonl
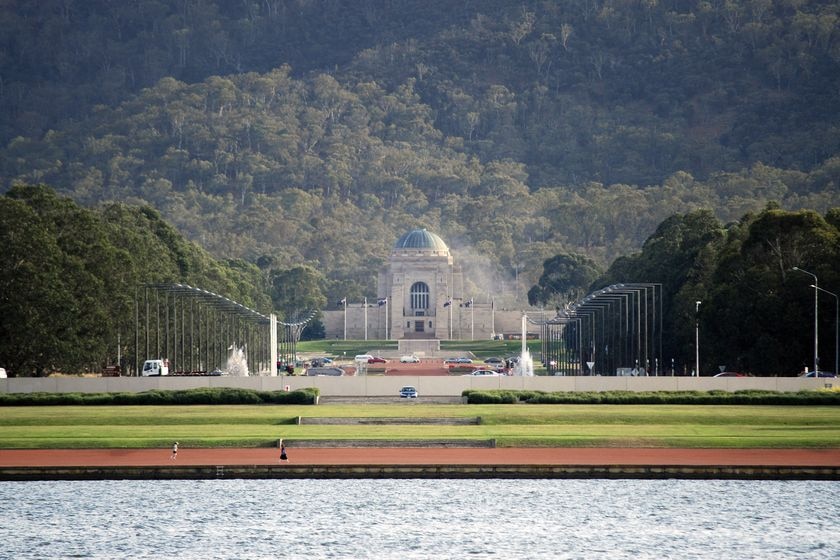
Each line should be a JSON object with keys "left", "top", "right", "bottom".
{"left": 322, "top": 228, "right": 525, "bottom": 351}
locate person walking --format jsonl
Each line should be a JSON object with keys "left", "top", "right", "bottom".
{"left": 279, "top": 439, "right": 288, "bottom": 462}
{"left": 171, "top": 441, "right": 178, "bottom": 460}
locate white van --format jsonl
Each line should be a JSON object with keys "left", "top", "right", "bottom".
{"left": 354, "top": 354, "right": 374, "bottom": 363}
{"left": 0, "top": 367, "right": 6, "bottom": 378}
{"left": 141, "top": 359, "right": 170, "bottom": 376}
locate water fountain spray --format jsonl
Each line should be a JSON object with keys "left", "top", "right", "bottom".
{"left": 226, "top": 346, "right": 250, "bottom": 377}
{"left": 514, "top": 313, "right": 534, "bottom": 376}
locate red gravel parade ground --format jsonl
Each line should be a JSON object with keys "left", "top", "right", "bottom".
{"left": 2, "top": 447, "right": 839, "bottom": 468}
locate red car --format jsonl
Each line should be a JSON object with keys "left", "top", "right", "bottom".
{"left": 368, "top": 357, "right": 387, "bottom": 364}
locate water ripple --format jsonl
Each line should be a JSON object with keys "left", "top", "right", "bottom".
{"left": 1, "top": 479, "right": 838, "bottom": 559}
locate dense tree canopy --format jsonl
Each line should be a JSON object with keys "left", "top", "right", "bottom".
{"left": 592, "top": 206, "right": 840, "bottom": 375}
{"left": 0, "top": 185, "right": 270, "bottom": 375}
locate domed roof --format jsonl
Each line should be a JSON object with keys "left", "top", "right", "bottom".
{"left": 394, "top": 228, "right": 449, "bottom": 253}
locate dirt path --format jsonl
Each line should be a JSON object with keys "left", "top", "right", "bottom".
{"left": 2, "top": 447, "right": 839, "bottom": 467}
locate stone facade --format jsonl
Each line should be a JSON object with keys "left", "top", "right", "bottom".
{"left": 322, "top": 228, "right": 539, "bottom": 341}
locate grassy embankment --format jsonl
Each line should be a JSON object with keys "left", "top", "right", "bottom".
{"left": 2, "top": 403, "right": 839, "bottom": 450}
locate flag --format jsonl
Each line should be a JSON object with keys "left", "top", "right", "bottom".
{"left": 377, "top": 298, "right": 387, "bottom": 306}
{"left": 337, "top": 297, "right": 346, "bottom": 306}
{"left": 443, "top": 299, "right": 452, "bottom": 307}
{"left": 464, "top": 298, "right": 473, "bottom": 308}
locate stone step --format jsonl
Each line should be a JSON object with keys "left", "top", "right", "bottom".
{"left": 297, "top": 416, "right": 481, "bottom": 425}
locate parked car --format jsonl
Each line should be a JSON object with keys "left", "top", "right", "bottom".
{"left": 455, "top": 357, "right": 473, "bottom": 364}
{"left": 0, "top": 367, "right": 6, "bottom": 378}
{"left": 354, "top": 354, "right": 374, "bottom": 363}
{"left": 399, "top": 385, "right": 418, "bottom": 398}
{"left": 368, "top": 356, "right": 387, "bottom": 364}
{"left": 799, "top": 371, "right": 837, "bottom": 378}
{"left": 444, "top": 357, "right": 460, "bottom": 364}
{"left": 400, "top": 355, "right": 420, "bottom": 363}
{"left": 713, "top": 372, "right": 746, "bottom": 377}
{"left": 468, "top": 369, "right": 502, "bottom": 376}
{"left": 484, "top": 357, "right": 503, "bottom": 364}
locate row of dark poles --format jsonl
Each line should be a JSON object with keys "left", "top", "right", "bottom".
{"left": 539, "top": 316, "right": 583, "bottom": 375}
{"left": 134, "top": 284, "right": 271, "bottom": 376}
{"left": 276, "top": 310, "right": 317, "bottom": 370}
{"left": 539, "top": 283, "right": 662, "bottom": 376}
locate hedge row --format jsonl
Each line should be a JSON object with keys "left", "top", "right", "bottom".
{"left": 0, "top": 387, "right": 320, "bottom": 406}
{"left": 461, "top": 389, "right": 840, "bottom": 405}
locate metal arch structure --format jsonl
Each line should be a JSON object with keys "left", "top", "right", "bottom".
{"left": 134, "top": 283, "right": 278, "bottom": 377}
{"left": 537, "top": 283, "right": 663, "bottom": 376}
{"left": 529, "top": 312, "right": 583, "bottom": 376}
{"left": 276, "top": 310, "right": 318, "bottom": 372}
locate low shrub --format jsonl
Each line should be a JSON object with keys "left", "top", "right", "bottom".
{"left": 461, "top": 389, "right": 840, "bottom": 405}
{"left": 0, "top": 387, "right": 320, "bottom": 406}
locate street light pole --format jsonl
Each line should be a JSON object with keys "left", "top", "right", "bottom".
{"left": 811, "top": 285, "right": 838, "bottom": 376}
{"left": 342, "top": 298, "right": 347, "bottom": 341}
{"left": 695, "top": 300, "right": 701, "bottom": 377}
{"left": 793, "top": 267, "right": 819, "bottom": 374}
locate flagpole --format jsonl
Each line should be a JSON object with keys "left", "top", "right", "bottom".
{"left": 343, "top": 298, "right": 347, "bottom": 341}
{"left": 492, "top": 299, "right": 495, "bottom": 337}
{"left": 364, "top": 297, "right": 368, "bottom": 341}
{"left": 385, "top": 297, "right": 389, "bottom": 340}
{"left": 471, "top": 299, "right": 474, "bottom": 340}
{"left": 449, "top": 297, "right": 452, "bottom": 340}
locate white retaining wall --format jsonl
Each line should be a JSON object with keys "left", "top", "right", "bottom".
{"left": 0, "top": 376, "right": 832, "bottom": 396}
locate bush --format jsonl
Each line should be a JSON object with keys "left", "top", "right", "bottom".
{"left": 462, "top": 389, "right": 840, "bottom": 405}
{"left": 0, "top": 387, "right": 320, "bottom": 406}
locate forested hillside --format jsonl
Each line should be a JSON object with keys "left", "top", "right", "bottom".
{"left": 2, "top": 0, "right": 839, "bottom": 301}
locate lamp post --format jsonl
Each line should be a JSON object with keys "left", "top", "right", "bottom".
{"left": 341, "top": 298, "right": 347, "bottom": 341}
{"left": 793, "top": 267, "right": 819, "bottom": 374}
{"left": 695, "top": 300, "right": 701, "bottom": 377}
{"left": 811, "top": 285, "right": 838, "bottom": 376}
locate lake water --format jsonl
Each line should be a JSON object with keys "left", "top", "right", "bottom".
{"left": 1, "top": 479, "right": 838, "bottom": 559}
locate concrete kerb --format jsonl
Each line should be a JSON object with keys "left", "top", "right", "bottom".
{"left": 1, "top": 376, "right": 831, "bottom": 396}
{"left": 2, "top": 463, "right": 837, "bottom": 481}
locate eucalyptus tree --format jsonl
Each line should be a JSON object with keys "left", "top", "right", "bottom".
{"left": 704, "top": 207, "right": 840, "bottom": 374}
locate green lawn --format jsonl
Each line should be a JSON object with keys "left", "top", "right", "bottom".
{"left": 2, "top": 404, "right": 839, "bottom": 449}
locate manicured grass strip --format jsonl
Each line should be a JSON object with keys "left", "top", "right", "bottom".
{"left": 1, "top": 404, "right": 839, "bottom": 449}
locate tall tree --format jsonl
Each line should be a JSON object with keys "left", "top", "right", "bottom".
{"left": 528, "top": 253, "right": 601, "bottom": 307}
